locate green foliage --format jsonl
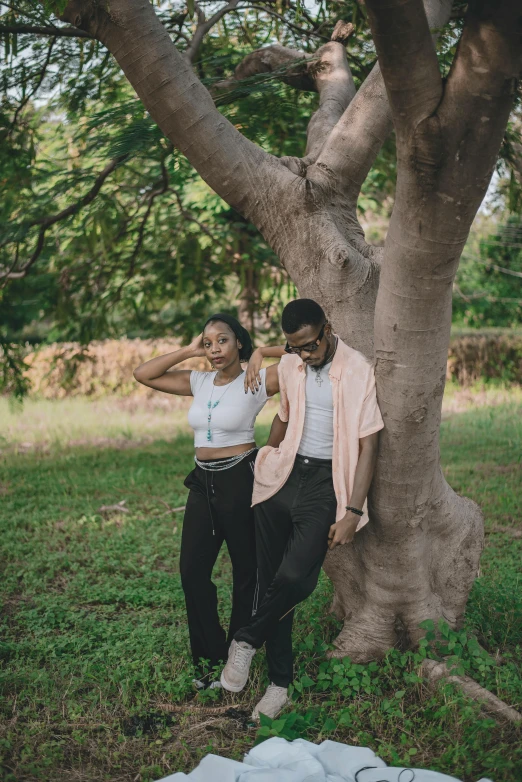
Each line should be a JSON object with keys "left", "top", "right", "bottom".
{"left": 454, "top": 219, "right": 522, "bottom": 328}
{"left": 0, "top": 341, "right": 31, "bottom": 399}
{"left": 1, "top": 400, "right": 521, "bottom": 780}
{"left": 5, "top": 0, "right": 514, "bottom": 354}
{"left": 1, "top": 0, "right": 522, "bottom": 392}
{"left": 0, "top": 0, "right": 332, "bottom": 348}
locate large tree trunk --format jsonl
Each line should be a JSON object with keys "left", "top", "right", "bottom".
{"left": 57, "top": 0, "right": 522, "bottom": 661}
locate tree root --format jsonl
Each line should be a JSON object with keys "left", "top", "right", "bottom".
{"left": 421, "top": 659, "right": 522, "bottom": 724}
{"left": 155, "top": 701, "right": 246, "bottom": 717}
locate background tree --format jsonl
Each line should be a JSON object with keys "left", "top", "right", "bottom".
{"left": 1, "top": 0, "right": 521, "bottom": 660}
{"left": 453, "top": 217, "right": 522, "bottom": 328}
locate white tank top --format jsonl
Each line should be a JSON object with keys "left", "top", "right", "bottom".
{"left": 297, "top": 361, "right": 334, "bottom": 459}
{"left": 188, "top": 369, "right": 270, "bottom": 448}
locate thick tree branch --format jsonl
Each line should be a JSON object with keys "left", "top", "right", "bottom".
{"left": 214, "top": 22, "right": 357, "bottom": 166}
{"left": 364, "top": 0, "right": 443, "bottom": 138}
{"left": 58, "top": 0, "right": 284, "bottom": 224}
{"left": 437, "top": 0, "right": 522, "bottom": 208}
{"left": 212, "top": 44, "right": 315, "bottom": 97}
{"left": 304, "top": 22, "right": 356, "bottom": 161}
{"left": 314, "top": 0, "right": 453, "bottom": 200}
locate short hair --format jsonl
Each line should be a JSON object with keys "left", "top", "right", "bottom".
{"left": 281, "top": 299, "right": 326, "bottom": 334}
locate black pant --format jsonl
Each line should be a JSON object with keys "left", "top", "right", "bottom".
{"left": 235, "top": 454, "right": 336, "bottom": 687}
{"left": 180, "top": 450, "right": 258, "bottom": 680}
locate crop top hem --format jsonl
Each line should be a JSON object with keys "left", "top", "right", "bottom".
{"left": 195, "top": 437, "right": 257, "bottom": 449}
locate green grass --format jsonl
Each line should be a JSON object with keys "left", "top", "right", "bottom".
{"left": 0, "top": 393, "right": 521, "bottom": 781}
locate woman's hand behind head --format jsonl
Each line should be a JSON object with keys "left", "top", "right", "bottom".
{"left": 188, "top": 333, "right": 206, "bottom": 357}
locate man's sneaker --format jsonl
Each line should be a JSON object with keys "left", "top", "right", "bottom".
{"left": 220, "top": 640, "right": 256, "bottom": 692}
{"left": 251, "top": 683, "right": 290, "bottom": 721}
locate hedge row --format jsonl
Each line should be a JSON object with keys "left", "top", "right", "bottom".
{"left": 18, "top": 332, "right": 522, "bottom": 399}
{"left": 447, "top": 331, "right": 522, "bottom": 385}
{"left": 22, "top": 339, "right": 206, "bottom": 400}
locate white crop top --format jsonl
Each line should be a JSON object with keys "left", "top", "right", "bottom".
{"left": 188, "top": 369, "right": 270, "bottom": 448}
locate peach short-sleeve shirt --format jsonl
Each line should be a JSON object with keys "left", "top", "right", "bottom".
{"left": 252, "top": 337, "right": 384, "bottom": 528}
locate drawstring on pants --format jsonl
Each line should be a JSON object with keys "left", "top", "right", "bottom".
{"left": 205, "top": 471, "right": 216, "bottom": 536}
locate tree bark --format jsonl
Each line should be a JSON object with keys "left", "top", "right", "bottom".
{"left": 237, "top": 266, "right": 257, "bottom": 335}
{"left": 323, "top": 0, "right": 521, "bottom": 661}
{"left": 55, "top": 0, "right": 522, "bottom": 662}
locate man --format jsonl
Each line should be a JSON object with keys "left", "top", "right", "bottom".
{"left": 220, "top": 299, "right": 384, "bottom": 720}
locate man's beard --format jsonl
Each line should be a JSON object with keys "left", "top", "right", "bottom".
{"left": 314, "top": 337, "right": 337, "bottom": 369}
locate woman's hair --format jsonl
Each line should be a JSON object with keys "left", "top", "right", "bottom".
{"left": 281, "top": 298, "right": 326, "bottom": 334}
{"left": 203, "top": 312, "right": 253, "bottom": 361}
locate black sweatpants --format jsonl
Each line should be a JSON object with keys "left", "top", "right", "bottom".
{"left": 235, "top": 454, "right": 336, "bottom": 687}
{"left": 180, "top": 450, "right": 258, "bottom": 680}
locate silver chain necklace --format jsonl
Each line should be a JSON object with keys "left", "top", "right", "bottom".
{"left": 310, "top": 338, "right": 337, "bottom": 386}
{"left": 311, "top": 365, "right": 325, "bottom": 386}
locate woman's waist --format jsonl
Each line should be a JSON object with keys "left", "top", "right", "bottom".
{"left": 192, "top": 445, "right": 257, "bottom": 475}
{"left": 195, "top": 441, "right": 256, "bottom": 461}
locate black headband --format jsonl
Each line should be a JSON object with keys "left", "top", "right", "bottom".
{"left": 203, "top": 313, "right": 253, "bottom": 361}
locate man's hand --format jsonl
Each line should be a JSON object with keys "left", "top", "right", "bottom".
{"left": 328, "top": 511, "right": 360, "bottom": 550}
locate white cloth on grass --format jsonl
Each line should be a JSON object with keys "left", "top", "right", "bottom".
{"left": 154, "top": 737, "right": 494, "bottom": 782}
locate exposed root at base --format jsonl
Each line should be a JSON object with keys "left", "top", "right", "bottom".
{"left": 155, "top": 701, "right": 247, "bottom": 717}
{"left": 421, "top": 659, "right": 522, "bottom": 723}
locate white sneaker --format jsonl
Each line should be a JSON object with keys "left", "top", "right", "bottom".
{"left": 251, "top": 683, "right": 290, "bottom": 721}
{"left": 220, "top": 640, "right": 256, "bottom": 692}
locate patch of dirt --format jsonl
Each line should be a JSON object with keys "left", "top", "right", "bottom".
{"left": 486, "top": 524, "right": 522, "bottom": 539}
{"left": 442, "top": 387, "right": 518, "bottom": 417}
{"left": 67, "top": 436, "right": 157, "bottom": 449}
{"left": 476, "top": 463, "right": 521, "bottom": 475}
{"left": 111, "top": 395, "right": 191, "bottom": 413}
{"left": 0, "top": 434, "right": 173, "bottom": 456}
{"left": 154, "top": 702, "right": 254, "bottom": 741}
{"left": 1, "top": 594, "right": 35, "bottom": 621}
{"left": 121, "top": 711, "right": 177, "bottom": 737}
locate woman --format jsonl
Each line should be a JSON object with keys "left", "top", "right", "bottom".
{"left": 133, "top": 314, "right": 278, "bottom": 688}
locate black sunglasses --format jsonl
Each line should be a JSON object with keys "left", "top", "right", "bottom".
{"left": 284, "top": 323, "right": 326, "bottom": 355}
